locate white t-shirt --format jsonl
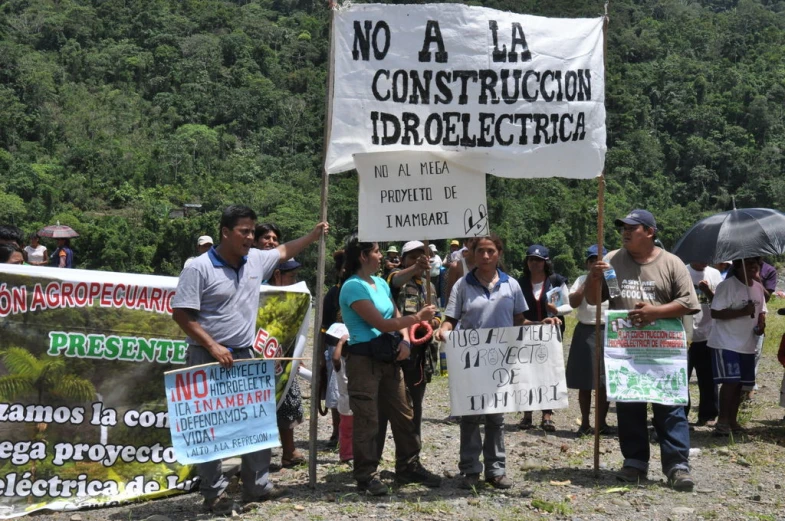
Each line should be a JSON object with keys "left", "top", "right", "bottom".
{"left": 570, "top": 274, "right": 608, "bottom": 325}
{"left": 686, "top": 265, "right": 723, "bottom": 343}
{"left": 707, "top": 276, "right": 767, "bottom": 354}
{"left": 24, "top": 244, "right": 46, "bottom": 264}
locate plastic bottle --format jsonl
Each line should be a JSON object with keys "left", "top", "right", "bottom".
{"left": 439, "top": 351, "right": 448, "bottom": 376}
{"left": 603, "top": 267, "right": 622, "bottom": 298}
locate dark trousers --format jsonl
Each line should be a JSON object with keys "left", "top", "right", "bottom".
{"left": 617, "top": 402, "right": 690, "bottom": 476}
{"left": 686, "top": 341, "right": 718, "bottom": 421}
{"left": 346, "top": 353, "right": 421, "bottom": 483}
{"left": 377, "top": 350, "right": 427, "bottom": 455}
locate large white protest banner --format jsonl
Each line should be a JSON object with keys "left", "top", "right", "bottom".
{"left": 444, "top": 325, "right": 568, "bottom": 415}
{"left": 326, "top": 4, "right": 605, "bottom": 179}
{"left": 604, "top": 311, "right": 689, "bottom": 406}
{"left": 355, "top": 151, "right": 487, "bottom": 241}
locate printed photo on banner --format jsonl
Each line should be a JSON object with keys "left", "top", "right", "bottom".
{"left": 326, "top": 3, "right": 606, "bottom": 179}
{"left": 443, "top": 325, "right": 568, "bottom": 416}
{"left": 604, "top": 310, "right": 689, "bottom": 405}
{"left": 355, "top": 151, "right": 487, "bottom": 242}
{"left": 0, "top": 265, "right": 310, "bottom": 519}
{"left": 165, "top": 359, "right": 279, "bottom": 464}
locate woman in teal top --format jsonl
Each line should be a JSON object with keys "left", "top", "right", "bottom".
{"left": 338, "top": 235, "right": 441, "bottom": 496}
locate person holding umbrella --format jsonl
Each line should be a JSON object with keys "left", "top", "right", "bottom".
{"left": 587, "top": 209, "right": 700, "bottom": 492}
{"left": 50, "top": 239, "right": 74, "bottom": 268}
{"left": 707, "top": 258, "right": 767, "bottom": 436}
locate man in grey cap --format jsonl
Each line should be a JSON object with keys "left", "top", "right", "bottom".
{"left": 587, "top": 209, "right": 700, "bottom": 491}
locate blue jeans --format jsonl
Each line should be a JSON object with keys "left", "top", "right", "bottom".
{"left": 617, "top": 402, "right": 690, "bottom": 477}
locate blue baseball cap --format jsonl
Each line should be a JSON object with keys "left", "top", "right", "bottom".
{"left": 526, "top": 244, "right": 550, "bottom": 260}
{"left": 585, "top": 244, "right": 608, "bottom": 260}
{"left": 614, "top": 209, "right": 657, "bottom": 230}
{"left": 277, "top": 258, "right": 301, "bottom": 272}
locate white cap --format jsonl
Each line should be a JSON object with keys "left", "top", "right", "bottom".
{"left": 429, "top": 244, "right": 437, "bottom": 252}
{"left": 197, "top": 235, "right": 213, "bottom": 246}
{"left": 401, "top": 240, "right": 426, "bottom": 256}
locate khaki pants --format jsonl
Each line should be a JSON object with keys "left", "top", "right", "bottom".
{"left": 346, "top": 353, "right": 421, "bottom": 482}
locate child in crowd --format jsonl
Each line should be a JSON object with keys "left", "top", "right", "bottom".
{"left": 325, "top": 323, "right": 353, "bottom": 463}
{"left": 707, "top": 258, "right": 767, "bottom": 436}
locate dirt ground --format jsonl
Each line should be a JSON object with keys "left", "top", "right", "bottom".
{"left": 28, "top": 306, "right": 785, "bottom": 521}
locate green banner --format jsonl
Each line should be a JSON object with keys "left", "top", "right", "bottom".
{"left": 604, "top": 310, "right": 688, "bottom": 405}
{"left": 0, "top": 265, "right": 309, "bottom": 518}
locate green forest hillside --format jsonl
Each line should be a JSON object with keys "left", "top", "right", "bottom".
{"left": 1, "top": 0, "right": 783, "bottom": 283}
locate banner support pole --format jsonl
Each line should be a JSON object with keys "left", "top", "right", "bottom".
{"left": 308, "top": 4, "right": 336, "bottom": 490}
{"left": 593, "top": 2, "right": 610, "bottom": 477}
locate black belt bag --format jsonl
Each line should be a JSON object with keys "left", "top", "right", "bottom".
{"left": 347, "top": 332, "right": 401, "bottom": 363}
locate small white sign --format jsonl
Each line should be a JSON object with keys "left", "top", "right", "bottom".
{"left": 355, "top": 151, "right": 487, "bottom": 242}
{"left": 444, "top": 325, "right": 568, "bottom": 416}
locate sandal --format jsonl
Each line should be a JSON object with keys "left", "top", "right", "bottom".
{"left": 518, "top": 415, "right": 533, "bottom": 431}
{"left": 281, "top": 452, "right": 306, "bottom": 468}
{"left": 540, "top": 419, "right": 556, "bottom": 432}
{"left": 712, "top": 423, "right": 731, "bottom": 437}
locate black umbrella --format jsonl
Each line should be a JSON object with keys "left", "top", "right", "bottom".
{"left": 671, "top": 208, "right": 785, "bottom": 264}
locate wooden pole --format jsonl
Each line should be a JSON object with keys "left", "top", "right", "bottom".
{"left": 423, "top": 240, "right": 433, "bottom": 305}
{"left": 593, "top": 2, "right": 610, "bottom": 477}
{"left": 308, "top": 4, "right": 336, "bottom": 489}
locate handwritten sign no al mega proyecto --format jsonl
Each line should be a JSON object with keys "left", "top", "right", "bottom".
{"left": 326, "top": 3, "right": 606, "bottom": 179}
{"left": 355, "top": 151, "right": 487, "bottom": 242}
{"left": 444, "top": 325, "right": 568, "bottom": 416}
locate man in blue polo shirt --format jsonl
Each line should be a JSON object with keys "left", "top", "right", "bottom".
{"left": 172, "top": 205, "right": 327, "bottom": 513}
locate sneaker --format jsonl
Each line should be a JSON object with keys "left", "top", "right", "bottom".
{"left": 669, "top": 469, "right": 695, "bottom": 492}
{"left": 396, "top": 462, "right": 442, "bottom": 488}
{"left": 357, "top": 477, "right": 388, "bottom": 496}
{"left": 486, "top": 474, "right": 513, "bottom": 490}
{"left": 615, "top": 466, "right": 647, "bottom": 483}
{"left": 202, "top": 494, "right": 239, "bottom": 514}
{"left": 458, "top": 473, "right": 480, "bottom": 490}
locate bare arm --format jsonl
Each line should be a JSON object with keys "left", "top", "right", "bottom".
{"left": 711, "top": 302, "right": 755, "bottom": 320}
{"left": 444, "top": 262, "right": 463, "bottom": 305}
{"left": 275, "top": 221, "right": 329, "bottom": 261}
{"left": 172, "top": 308, "right": 234, "bottom": 368}
{"left": 390, "top": 255, "right": 430, "bottom": 288}
{"left": 569, "top": 283, "right": 585, "bottom": 308}
{"left": 349, "top": 299, "right": 435, "bottom": 334}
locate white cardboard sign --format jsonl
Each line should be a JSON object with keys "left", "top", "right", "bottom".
{"left": 327, "top": 3, "right": 606, "bottom": 179}
{"left": 355, "top": 151, "right": 487, "bottom": 242}
{"left": 444, "top": 325, "right": 568, "bottom": 416}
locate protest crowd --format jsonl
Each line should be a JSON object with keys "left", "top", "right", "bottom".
{"left": 3, "top": 204, "right": 784, "bottom": 516}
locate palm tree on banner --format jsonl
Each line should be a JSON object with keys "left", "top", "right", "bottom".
{"left": 0, "top": 347, "right": 95, "bottom": 404}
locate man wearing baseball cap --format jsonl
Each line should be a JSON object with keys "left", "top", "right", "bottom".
{"left": 184, "top": 235, "right": 214, "bottom": 268}
{"left": 587, "top": 209, "right": 700, "bottom": 491}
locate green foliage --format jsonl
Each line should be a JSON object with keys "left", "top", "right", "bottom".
{"left": 0, "top": 0, "right": 783, "bottom": 284}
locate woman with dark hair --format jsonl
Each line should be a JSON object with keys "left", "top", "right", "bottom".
{"left": 518, "top": 244, "right": 571, "bottom": 432}
{"left": 50, "top": 238, "right": 74, "bottom": 268}
{"left": 253, "top": 224, "right": 305, "bottom": 468}
{"left": 0, "top": 243, "right": 24, "bottom": 265}
{"left": 339, "top": 235, "right": 441, "bottom": 496}
{"left": 24, "top": 233, "right": 47, "bottom": 266}
{"left": 436, "top": 235, "right": 560, "bottom": 491}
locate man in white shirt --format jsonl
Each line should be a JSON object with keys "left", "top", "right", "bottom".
{"left": 707, "top": 258, "right": 767, "bottom": 436}
{"left": 685, "top": 262, "right": 723, "bottom": 426}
